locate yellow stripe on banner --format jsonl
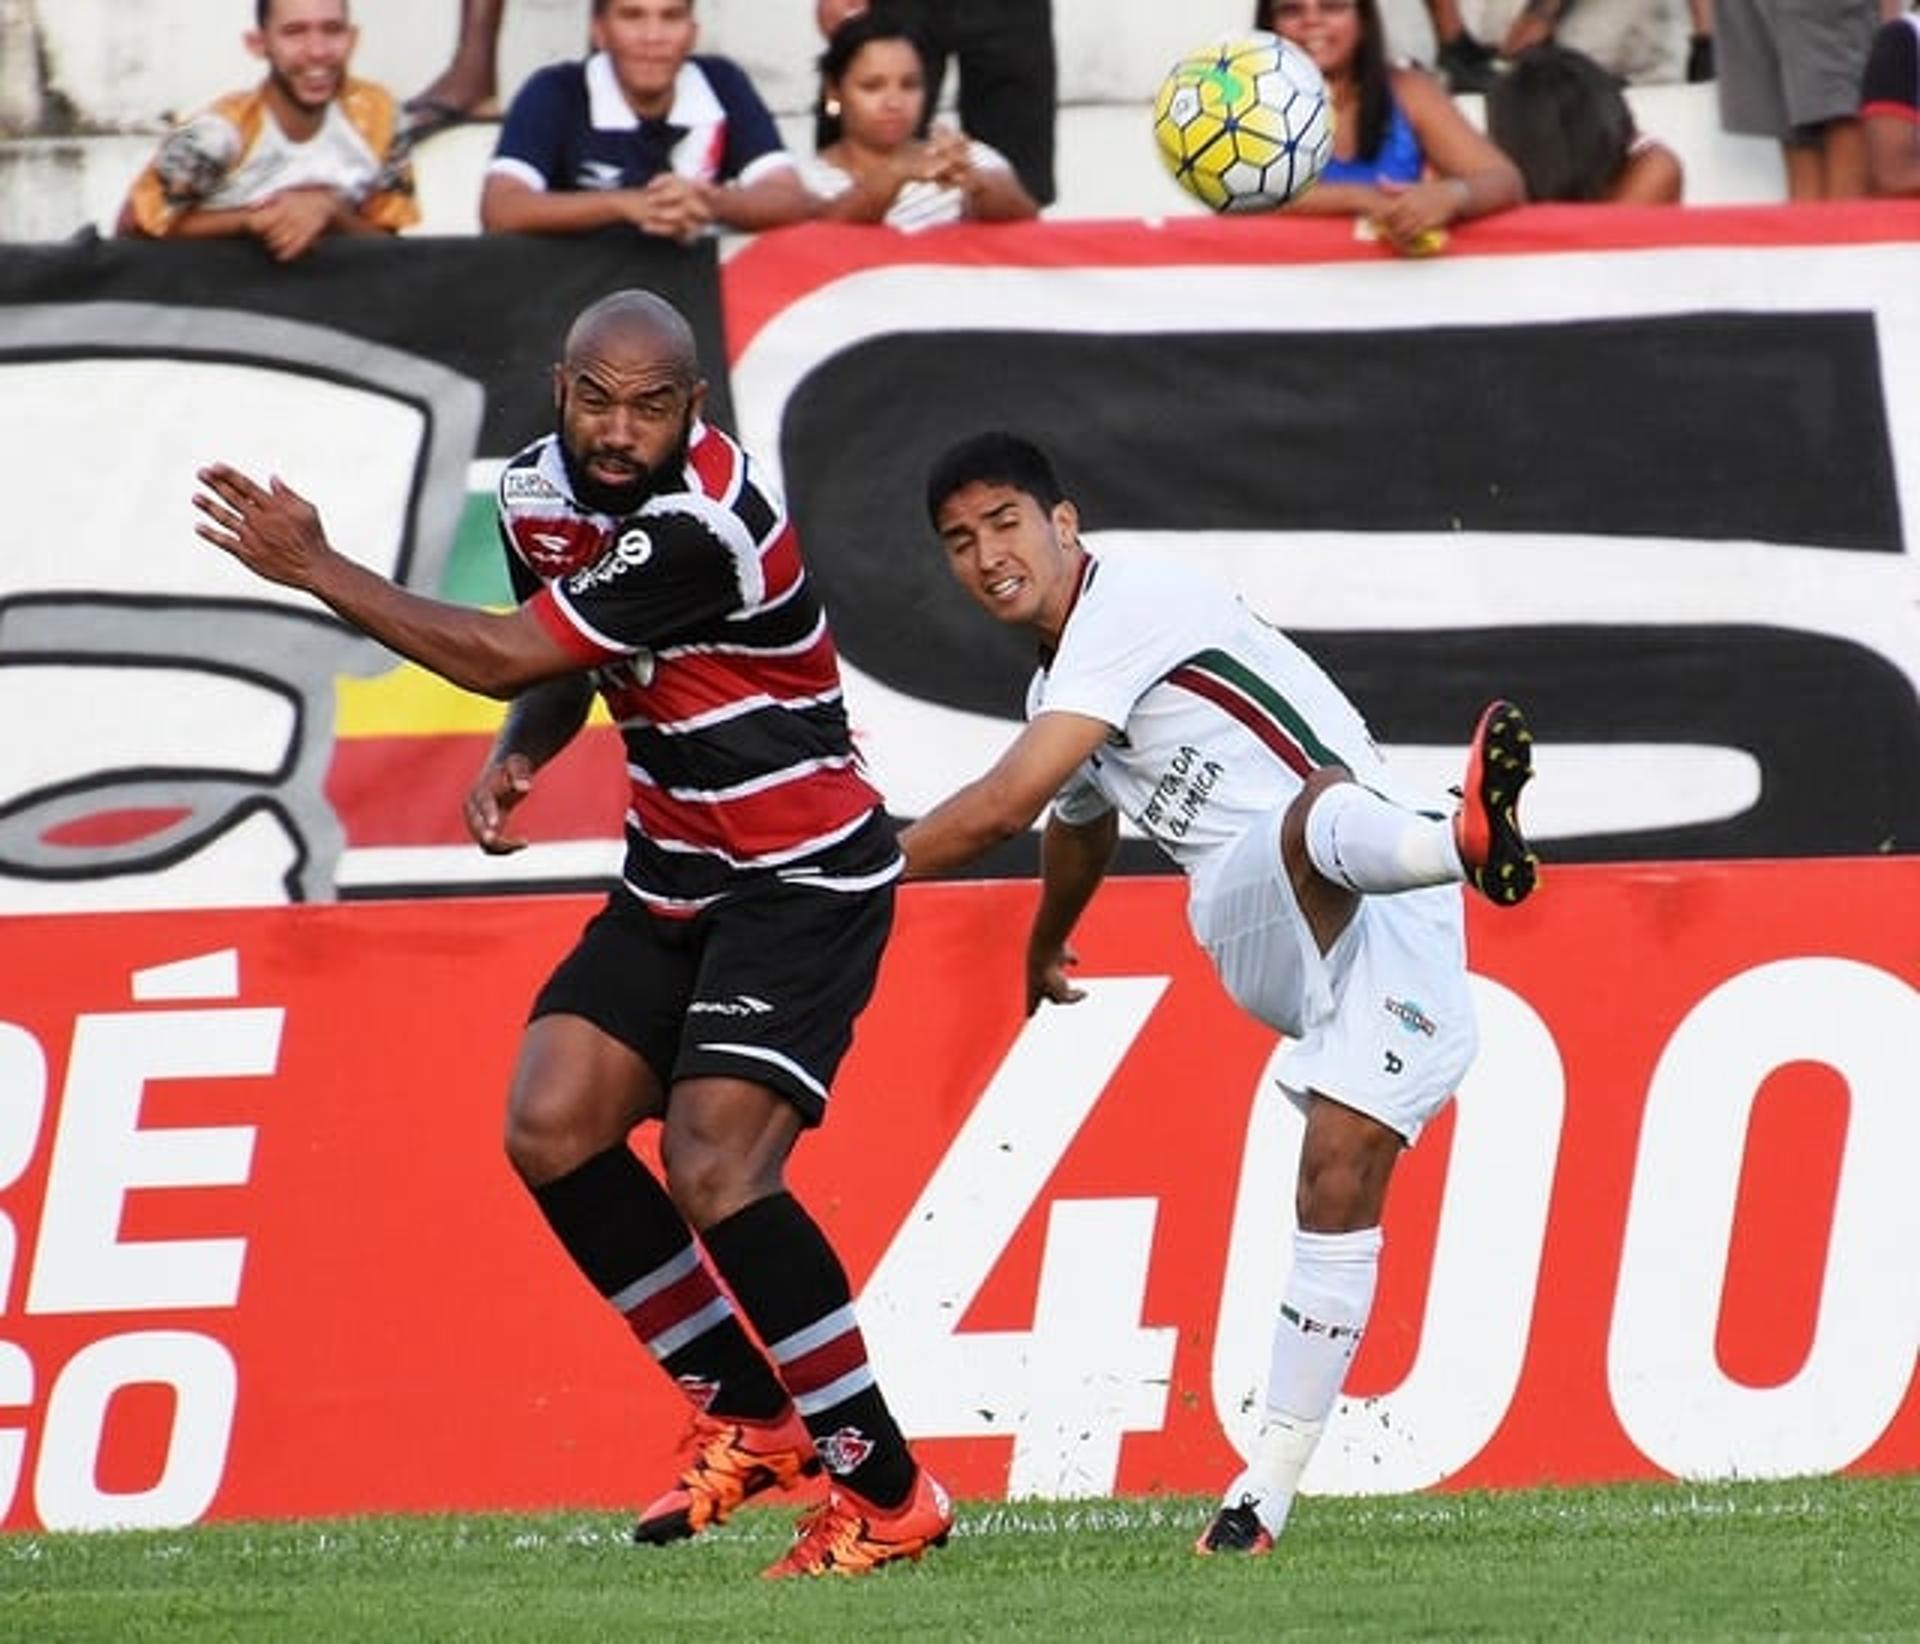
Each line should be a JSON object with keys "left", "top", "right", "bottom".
{"left": 335, "top": 664, "right": 612, "bottom": 737}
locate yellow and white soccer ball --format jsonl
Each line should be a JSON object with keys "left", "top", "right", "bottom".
{"left": 1153, "top": 31, "right": 1333, "bottom": 213}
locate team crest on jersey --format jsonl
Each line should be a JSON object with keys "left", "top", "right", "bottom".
{"left": 509, "top": 512, "right": 609, "bottom": 578}
{"left": 674, "top": 1373, "right": 720, "bottom": 1412}
{"left": 816, "top": 1425, "right": 876, "bottom": 1476}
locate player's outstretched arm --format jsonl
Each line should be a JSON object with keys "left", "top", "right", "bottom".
{"left": 897, "top": 712, "right": 1111, "bottom": 880}
{"left": 194, "top": 463, "right": 582, "bottom": 700}
{"left": 1026, "top": 808, "right": 1119, "bottom": 1015}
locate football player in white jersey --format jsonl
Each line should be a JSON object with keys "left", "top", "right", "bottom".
{"left": 898, "top": 430, "right": 1537, "bottom": 1556}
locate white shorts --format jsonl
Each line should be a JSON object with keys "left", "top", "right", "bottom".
{"left": 1187, "top": 812, "right": 1477, "bottom": 1143}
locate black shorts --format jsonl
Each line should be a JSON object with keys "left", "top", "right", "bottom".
{"left": 529, "top": 881, "right": 895, "bottom": 1125}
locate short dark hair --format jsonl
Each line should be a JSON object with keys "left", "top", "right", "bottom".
{"left": 925, "top": 431, "right": 1067, "bottom": 525}
{"left": 1486, "top": 43, "right": 1635, "bottom": 202}
{"left": 257, "top": 0, "right": 350, "bottom": 24}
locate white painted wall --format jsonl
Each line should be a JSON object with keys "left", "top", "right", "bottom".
{"left": 0, "top": 0, "right": 1770, "bottom": 243}
{"left": 34, "top": 0, "right": 1682, "bottom": 127}
{"left": 38, "top": 0, "right": 1287, "bottom": 126}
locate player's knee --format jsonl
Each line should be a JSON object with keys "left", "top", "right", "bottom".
{"left": 502, "top": 1086, "right": 615, "bottom": 1187}
{"left": 660, "top": 1131, "right": 782, "bottom": 1231}
{"left": 1285, "top": 767, "right": 1362, "bottom": 921}
{"left": 660, "top": 1143, "right": 732, "bottom": 1230}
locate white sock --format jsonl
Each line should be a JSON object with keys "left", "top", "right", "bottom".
{"left": 1226, "top": 1226, "right": 1383, "bottom": 1539}
{"left": 1303, "top": 782, "right": 1465, "bottom": 894}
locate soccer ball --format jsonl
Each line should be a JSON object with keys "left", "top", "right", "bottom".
{"left": 1153, "top": 31, "right": 1332, "bottom": 213}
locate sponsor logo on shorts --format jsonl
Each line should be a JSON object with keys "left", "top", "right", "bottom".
{"left": 688, "top": 993, "right": 775, "bottom": 1018}
{"left": 817, "top": 1425, "right": 876, "bottom": 1476}
{"left": 1383, "top": 1049, "right": 1404, "bottom": 1075}
{"left": 512, "top": 513, "right": 608, "bottom": 577}
{"left": 1383, "top": 995, "right": 1437, "bottom": 1036}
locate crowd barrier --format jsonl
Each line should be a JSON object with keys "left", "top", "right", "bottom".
{"left": 1, "top": 863, "right": 1917, "bottom": 1530}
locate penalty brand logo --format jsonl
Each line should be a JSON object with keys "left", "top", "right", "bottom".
{"left": 817, "top": 1426, "right": 876, "bottom": 1476}
{"left": 687, "top": 994, "right": 775, "bottom": 1018}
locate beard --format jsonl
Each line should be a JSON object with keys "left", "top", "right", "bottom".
{"left": 266, "top": 61, "right": 341, "bottom": 116}
{"left": 557, "top": 407, "right": 693, "bottom": 518}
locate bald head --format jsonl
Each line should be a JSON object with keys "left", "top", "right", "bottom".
{"left": 552, "top": 289, "right": 708, "bottom": 516}
{"left": 563, "top": 290, "right": 701, "bottom": 388}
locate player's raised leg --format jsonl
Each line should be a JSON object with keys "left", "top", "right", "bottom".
{"left": 1454, "top": 699, "right": 1537, "bottom": 905}
{"left": 1298, "top": 699, "right": 1537, "bottom": 907}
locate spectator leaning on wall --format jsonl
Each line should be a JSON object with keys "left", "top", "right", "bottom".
{"left": 117, "top": 0, "right": 417, "bottom": 262}
{"left": 1255, "top": 0, "right": 1524, "bottom": 256}
{"left": 813, "top": 0, "right": 1059, "bottom": 207}
{"left": 1486, "top": 44, "right": 1684, "bottom": 202}
{"left": 1860, "top": 4, "right": 1920, "bottom": 194}
{"left": 803, "top": 12, "right": 1040, "bottom": 228}
{"left": 480, "top": 0, "right": 812, "bottom": 245}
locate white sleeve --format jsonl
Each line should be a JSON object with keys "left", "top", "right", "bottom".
{"left": 1041, "top": 565, "right": 1185, "bottom": 731}
{"left": 966, "top": 139, "right": 1013, "bottom": 174}
{"left": 1052, "top": 763, "right": 1116, "bottom": 825}
{"left": 797, "top": 155, "right": 856, "bottom": 201}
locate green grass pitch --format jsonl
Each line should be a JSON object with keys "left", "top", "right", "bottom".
{"left": 6, "top": 1476, "right": 1918, "bottom": 1641}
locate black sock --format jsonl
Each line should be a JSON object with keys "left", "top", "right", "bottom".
{"left": 702, "top": 1191, "right": 916, "bottom": 1508}
{"left": 531, "top": 1148, "right": 787, "bottom": 1421}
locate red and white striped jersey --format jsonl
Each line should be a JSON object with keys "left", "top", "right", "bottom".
{"left": 497, "top": 423, "right": 898, "bottom": 914}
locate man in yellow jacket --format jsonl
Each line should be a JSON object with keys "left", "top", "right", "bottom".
{"left": 119, "top": 0, "right": 418, "bottom": 262}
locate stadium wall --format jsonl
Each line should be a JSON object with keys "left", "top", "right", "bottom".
{"left": 0, "top": 0, "right": 1777, "bottom": 239}
{"left": 1, "top": 865, "right": 1918, "bottom": 1531}
{"left": 0, "top": 206, "right": 1917, "bottom": 1529}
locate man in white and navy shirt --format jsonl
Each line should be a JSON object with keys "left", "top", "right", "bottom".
{"left": 481, "top": 0, "right": 811, "bottom": 242}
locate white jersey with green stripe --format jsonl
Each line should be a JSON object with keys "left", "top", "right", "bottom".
{"left": 1031, "top": 549, "right": 1412, "bottom": 876}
